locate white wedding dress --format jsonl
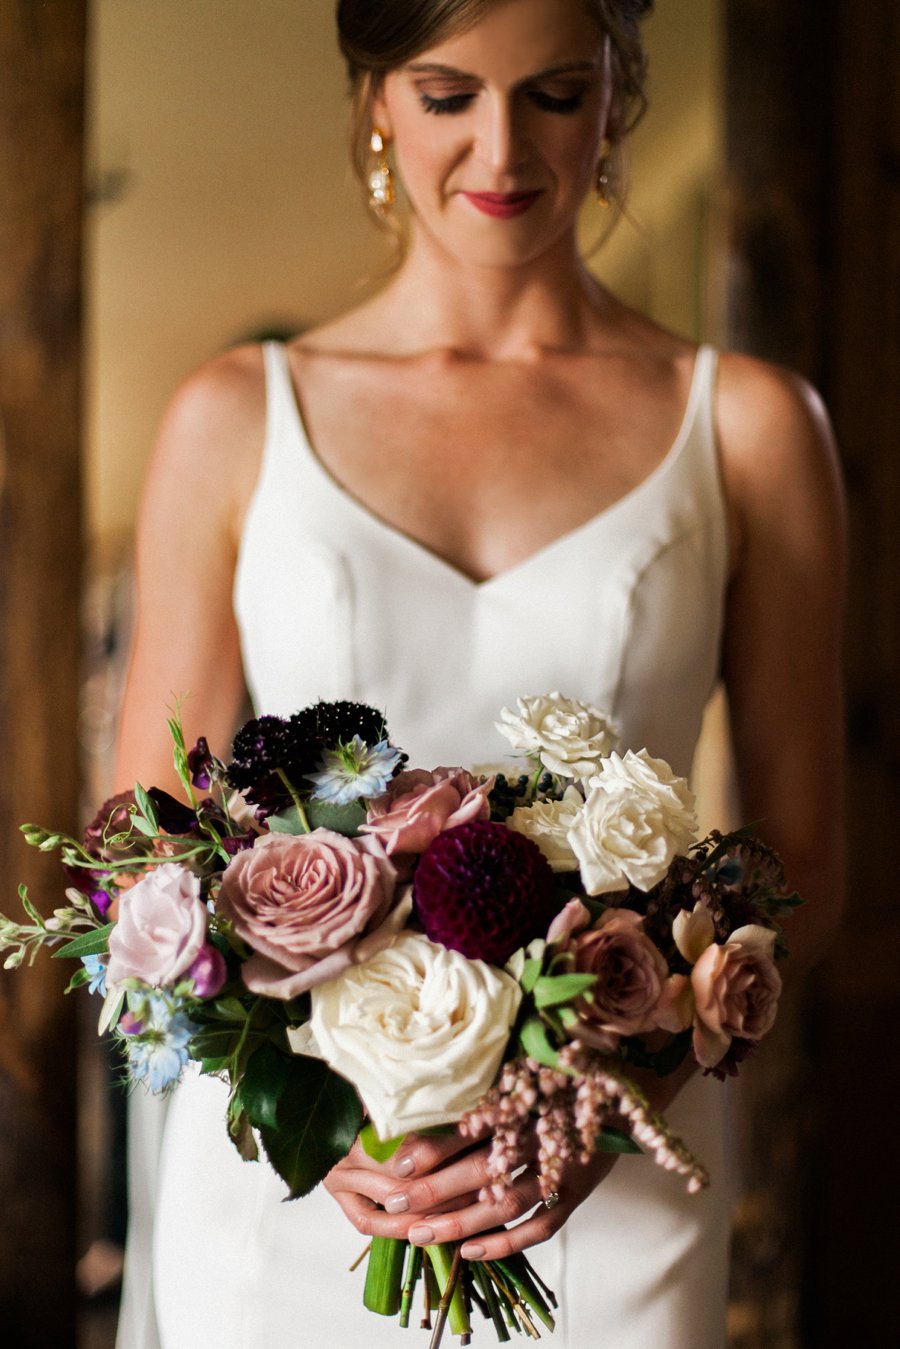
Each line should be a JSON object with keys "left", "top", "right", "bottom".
{"left": 123, "top": 341, "right": 732, "bottom": 1349}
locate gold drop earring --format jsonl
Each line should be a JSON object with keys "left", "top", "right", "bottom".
{"left": 367, "top": 127, "right": 395, "bottom": 215}
{"left": 595, "top": 138, "right": 613, "bottom": 207}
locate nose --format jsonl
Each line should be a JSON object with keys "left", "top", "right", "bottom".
{"left": 475, "top": 95, "right": 528, "bottom": 175}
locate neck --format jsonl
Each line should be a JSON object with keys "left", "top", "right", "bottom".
{"left": 375, "top": 223, "right": 612, "bottom": 362}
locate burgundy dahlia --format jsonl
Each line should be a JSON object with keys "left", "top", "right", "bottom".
{"left": 413, "top": 820, "right": 560, "bottom": 965}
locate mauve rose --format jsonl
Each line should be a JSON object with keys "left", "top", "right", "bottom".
{"left": 360, "top": 768, "right": 492, "bottom": 856}
{"left": 106, "top": 863, "right": 207, "bottom": 988}
{"left": 690, "top": 926, "right": 782, "bottom": 1068}
{"left": 566, "top": 910, "right": 668, "bottom": 1050}
{"left": 217, "top": 829, "right": 397, "bottom": 999}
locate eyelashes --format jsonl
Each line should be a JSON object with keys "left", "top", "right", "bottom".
{"left": 419, "top": 90, "right": 585, "bottom": 117}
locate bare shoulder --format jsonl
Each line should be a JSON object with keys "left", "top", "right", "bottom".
{"left": 714, "top": 350, "right": 846, "bottom": 562}
{"left": 146, "top": 343, "right": 267, "bottom": 538}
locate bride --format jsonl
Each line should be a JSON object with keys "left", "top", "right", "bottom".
{"left": 114, "top": 1, "right": 845, "bottom": 1345}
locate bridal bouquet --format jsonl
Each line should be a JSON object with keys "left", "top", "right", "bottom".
{"left": 1, "top": 693, "right": 798, "bottom": 1344}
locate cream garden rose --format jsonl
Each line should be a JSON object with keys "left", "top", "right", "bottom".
{"left": 308, "top": 930, "right": 521, "bottom": 1138}
{"left": 569, "top": 749, "right": 698, "bottom": 894}
{"left": 507, "top": 786, "right": 583, "bottom": 871}
{"left": 495, "top": 692, "right": 618, "bottom": 778}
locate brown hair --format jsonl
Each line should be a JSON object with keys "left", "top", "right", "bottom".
{"left": 336, "top": 0, "right": 653, "bottom": 224}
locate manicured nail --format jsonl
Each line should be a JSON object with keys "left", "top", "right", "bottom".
{"left": 384, "top": 1192, "right": 410, "bottom": 1215}
{"left": 408, "top": 1224, "right": 435, "bottom": 1245}
{"left": 394, "top": 1154, "right": 416, "bottom": 1178}
{"left": 461, "top": 1243, "right": 486, "bottom": 1260}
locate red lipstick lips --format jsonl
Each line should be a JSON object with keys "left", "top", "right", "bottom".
{"left": 463, "top": 191, "right": 543, "bottom": 219}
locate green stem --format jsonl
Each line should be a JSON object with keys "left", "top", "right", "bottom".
{"left": 276, "top": 768, "right": 311, "bottom": 831}
{"left": 399, "top": 1242, "right": 423, "bottom": 1328}
{"left": 471, "top": 1262, "right": 511, "bottom": 1342}
{"left": 363, "top": 1235, "right": 406, "bottom": 1316}
{"left": 493, "top": 1256, "right": 556, "bottom": 1332}
{"left": 426, "top": 1244, "right": 471, "bottom": 1344}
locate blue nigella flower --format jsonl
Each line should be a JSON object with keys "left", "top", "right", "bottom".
{"left": 81, "top": 953, "right": 107, "bottom": 997}
{"left": 122, "top": 992, "right": 197, "bottom": 1093}
{"left": 308, "top": 736, "right": 402, "bottom": 805}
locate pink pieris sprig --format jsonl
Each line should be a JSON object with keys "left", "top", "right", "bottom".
{"left": 0, "top": 692, "right": 800, "bottom": 1347}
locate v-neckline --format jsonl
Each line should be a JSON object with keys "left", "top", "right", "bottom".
{"left": 275, "top": 343, "right": 708, "bottom": 591}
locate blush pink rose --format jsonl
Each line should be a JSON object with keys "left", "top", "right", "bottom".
{"left": 217, "top": 829, "right": 397, "bottom": 999}
{"left": 360, "top": 768, "right": 493, "bottom": 856}
{"left": 690, "top": 928, "right": 782, "bottom": 1068}
{"left": 106, "top": 862, "right": 207, "bottom": 988}
{"left": 566, "top": 910, "right": 668, "bottom": 1050}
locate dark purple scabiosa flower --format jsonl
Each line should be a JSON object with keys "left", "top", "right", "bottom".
{"left": 227, "top": 703, "right": 401, "bottom": 816}
{"left": 413, "top": 820, "right": 561, "bottom": 966}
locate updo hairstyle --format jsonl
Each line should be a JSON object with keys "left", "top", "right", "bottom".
{"left": 336, "top": 0, "right": 653, "bottom": 217}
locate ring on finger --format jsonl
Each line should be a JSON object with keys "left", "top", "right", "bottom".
{"left": 542, "top": 1190, "right": 561, "bottom": 1210}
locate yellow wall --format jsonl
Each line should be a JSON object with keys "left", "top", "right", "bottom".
{"left": 85, "top": 0, "right": 722, "bottom": 562}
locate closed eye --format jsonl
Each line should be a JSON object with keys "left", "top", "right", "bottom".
{"left": 420, "top": 92, "right": 475, "bottom": 115}
{"left": 528, "top": 90, "right": 585, "bottom": 114}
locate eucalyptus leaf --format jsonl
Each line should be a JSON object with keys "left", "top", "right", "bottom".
{"left": 52, "top": 923, "right": 114, "bottom": 961}
{"left": 259, "top": 1057, "right": 364, "bottom": 1199}
{"left": 305, "top": 799, "right": 367, "bottom": 837}
{"left": 267, "top": 804, "right": 310, "bottom": 836}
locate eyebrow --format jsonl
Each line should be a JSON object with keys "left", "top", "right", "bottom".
{"left": 405, "top": 60, "right": 601, "bottom": 81}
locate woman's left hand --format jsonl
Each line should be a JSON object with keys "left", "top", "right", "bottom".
{"left": 326, "top": 1126, "right": 618, "bottom": 1259}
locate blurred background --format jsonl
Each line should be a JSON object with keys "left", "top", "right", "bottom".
{"left": 1, "top": 0, "right": 897, "bottom": 1346}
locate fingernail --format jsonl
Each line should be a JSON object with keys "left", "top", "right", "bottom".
{"left": 394, "top": 1155, "right": 415, "bottom": 1178}
{"left": 384, "top": 1192, "right": 410, "bottom": 1215}
{"left": 408, "top": 1224, "right": 435, "bottom": 1245}
{"left": 461, "top": 1243, "right": 486, "bottom": 1260}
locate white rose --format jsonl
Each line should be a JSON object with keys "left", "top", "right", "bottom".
{"left": 495, "top": 692, "right": 618, "bottom": 778}
{"left": 309, "top": 930, "right": 521, "bottom": 1138}
{"left": 507, "top": 786, "right": 583, "bottom": 871}
{"left": 569, "top": 749, "right": 698, "bottom": 895}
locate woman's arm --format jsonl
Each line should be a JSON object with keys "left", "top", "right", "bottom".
{"left": 717, "top": 353, "right": 847, "bottom": 971}
{"left": 114, "top": 345, "right": 266, "bottom": 793}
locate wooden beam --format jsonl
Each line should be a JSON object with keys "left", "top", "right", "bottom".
{"left": 0, "top": 2, "right": 86, "bottom": 1344}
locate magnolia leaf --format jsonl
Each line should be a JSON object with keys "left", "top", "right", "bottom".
{"left": 518, "top": 1015, "right": 560, "bottom": 1069}
{"left": 533, "top": 972, "right": 597, "bottom": 1009}
{"left": 360, "top": 1122, "right": 405, "bottom": 1164}
{"left": 52, "top": 923, "right": 114, "bottom": 961}
{"left": 259, "top": 1057, "right": 364, "bottom": 1199}
{"left": 241, "top": 1040, "right": 294, "bottom": 1131}
{"left": 594, "top": 1125, "right": 642, "bottom": 1155}
{"left": 305, "top": 799, "right": 367, "bottom": 837}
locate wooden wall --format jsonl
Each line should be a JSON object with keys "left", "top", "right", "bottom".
{"left": 0, "top": 2, "right": 85, "bottom": 1344}
{"left": 723, "top": 1, "right": 900, "bottom": 1343}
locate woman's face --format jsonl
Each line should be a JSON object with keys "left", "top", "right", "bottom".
{"left": 373, "top": 0, "right": 612, "bottom": 269}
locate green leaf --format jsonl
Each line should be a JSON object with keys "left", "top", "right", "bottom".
{"left": 518, "top": 1015, "right": 559, "bottom": 1069}
{"left": 241, "top": 1040, "right": 294, "bottom": 1131}
{"left": 20, "top": 892, "right": 44, "bottom": 926}
{"left": 52, "top": 923, "right": 114, "bottom": 960}
{"left": 305, "top": 799, "right": 367, "bottom": 836}
{"left": 595, "top": 1125, "right": 642, "bottom": 1155}
{"left": 533, "top": 972, "right": 597, "bottom": 1009}
{"left": 621, "top": 1028, "right": 692, "bottom": 1077}
{"left": 360, "top": 1122, "right": 405, "bottom": 1163}
{"left": 65, "top": 966, "right": 92, "bottom": 993}
{"left": 134, "top": 782, "right": 159, "bottom": 830}
{"left": 190, "top": 1027, "right": 242, "bottom": 1062}
{"left": 199, "top": 1057, "right": 230, "bottom": 1076}
{"left": 266, "top": 804, "right": 310, "bottom": 835}
{"left": 519, "top": 956, "right": 543, "bottom": 995}
{"left": 258, "top": 1057, "right": 364, "bottom": 1198}
{"left": 227, "top": 1107, "right": 260, "bottom": 1163}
